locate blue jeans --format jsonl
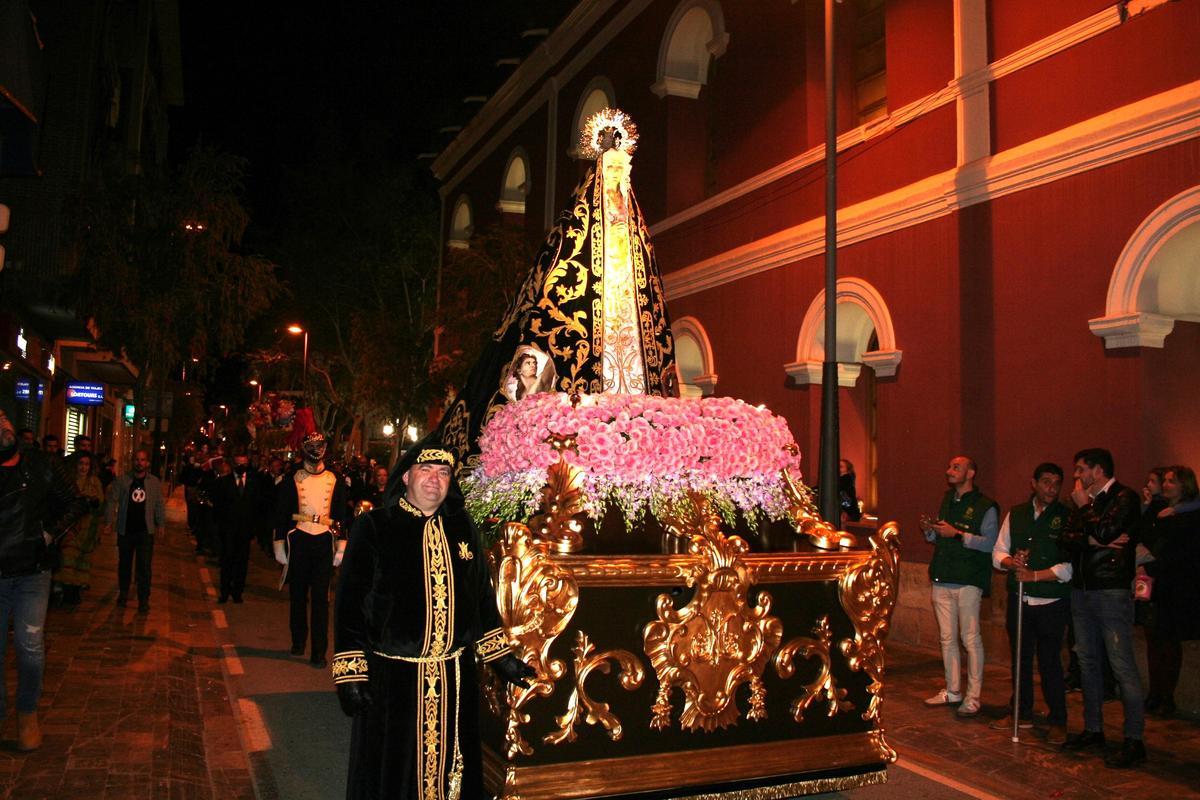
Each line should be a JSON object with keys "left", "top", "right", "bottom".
{"left": 0, "top": 570, "right": 52, "bottom": 716}
{"left": 1071, "top": 588, "right": 1144, "bottom": 739}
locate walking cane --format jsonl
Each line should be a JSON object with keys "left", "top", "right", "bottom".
{"left": 1012, "top": 578, "right": 1026, "bottom": 744}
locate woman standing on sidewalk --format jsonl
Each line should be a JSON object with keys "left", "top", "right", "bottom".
{"left": 57, "top": 453, "right": 105, "bottom": 607}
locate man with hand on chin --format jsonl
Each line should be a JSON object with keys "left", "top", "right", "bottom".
{"left": 1061, "top": 448, "right": 1145, "bottom": 768}
{"left": 333, "top": 440, "right": 534, "bottom": 800}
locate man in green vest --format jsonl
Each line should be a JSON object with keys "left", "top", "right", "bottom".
{"left": 988, "top": 462, "right": 1072, "bottom": 744}
{"left": 921, "top": 455, "right": 999, "bottom": 717}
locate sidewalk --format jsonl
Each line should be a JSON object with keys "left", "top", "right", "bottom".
{"left": 0, "top": 496, "right": 255, "bottom": 800}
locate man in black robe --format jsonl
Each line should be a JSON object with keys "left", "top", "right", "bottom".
{"left": 333, "top": 441, "right": 533, "bottom": 800}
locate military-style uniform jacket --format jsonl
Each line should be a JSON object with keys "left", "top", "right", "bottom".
{"left": 273, "top": 467, "right": 349, "bottom": 541}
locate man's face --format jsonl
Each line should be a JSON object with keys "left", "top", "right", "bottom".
{"left": 44, "top": 438, "right": 60, "bottom": 455}
{"left": 0, "top": 411, "right": 15, "bottom": 451}
{"left": 78, "top": 437, "right": 92, "bottom": 452}
{"left": 404, "top": 463, "right": 452, "bottom": 512}
{"left": 19, "top": 430, "right": 34, "bottom": 446}
{"left": 374, "top": 466, "right": 389, "bottom": 488}
{"left": 270, "top": 458, "right": 284, "bottom": 476}
{"left": 133, "top": 451, "right": 150, "bottom": 474}
{"left": 1032, "top": 472, "right": 1062, "bottom": 507}
{"left": 233, "top": 455, "right": 249, "bottom": 472}
{"left": 945, "top": 457, "right": 972, "bottom": 488}
{"left": 1074, "top": 459, "right": 1101, "bottom": 490}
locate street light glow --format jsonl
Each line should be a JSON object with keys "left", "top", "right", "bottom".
{"left": 381, "top": 422, "right": 395, "bottom": 437}
{"left": 249, "top": 379, "right": 259, "bottom": 386}
{"left": 406, "top": 425, "right": 419, "bottom": 442}
{"left": 287, "top": 325, "right": 304, "bottom": 334}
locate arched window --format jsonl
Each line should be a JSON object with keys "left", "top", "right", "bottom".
{"left": 569, "top": 77, "right": 616, "bottom": 159}
{"left": 448, "top": 195, "right": 473, "bottom": 250}
{"left": 1089, "top": 185, "right": 1200, "bottom": 348}
{"left": 498, "top": 148, "right": 530, "bottom": 215}
{"left": 672, "top": 316, "right": 718, "bottom": 397}
{"left": 652, "top": 1, "right": 729, "bottom": 99}
{"left": 785, "top": 278, "right": 902, "bottom": 386}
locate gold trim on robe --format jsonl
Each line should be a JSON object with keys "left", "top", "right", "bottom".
{"left": 331, "top": 650, "right": 369, "bottom": 684}
{"left": 475, "top": 627, "right": 509, "bottom": 663}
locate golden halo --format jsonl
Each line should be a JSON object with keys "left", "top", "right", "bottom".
{"left": 579, "top": 108, "right": 639, "bottom": 160}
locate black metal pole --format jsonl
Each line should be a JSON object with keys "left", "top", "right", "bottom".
{"left": 817, "top": 0, "right": 841, "bottom": 524}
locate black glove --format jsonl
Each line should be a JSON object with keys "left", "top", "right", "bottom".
{"left": 492, "top": 654, "right": 536, "bottom": 689}
{"left": 336, "top": 681, "right": 373, "bottom": 717}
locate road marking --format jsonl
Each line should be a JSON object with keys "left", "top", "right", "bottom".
{"left": 894, "top": 757, "right": 1007, "bottom": 800}
{"left": 212, "top": 609, "right": 228, "bottom": 629}
{"left": 238, "top": 698, "right": 273, "bottom": 752}
{"left": 223, "top": 644, "right": 245, "bottom": 676}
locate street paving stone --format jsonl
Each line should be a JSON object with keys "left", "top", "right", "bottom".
{"left": 0, "top": 496, "right": 255, "bottom": 800}
{"left": 4, "top": 493, "right": 1199, "bottom": 799}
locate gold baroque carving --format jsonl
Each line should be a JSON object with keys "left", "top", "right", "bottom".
{"left": 773, "top": 616, "right": 853, "bottom": 723}
{"left": 779, "top": 457, "right": 858, "bottom": 550}
{"left": 528, "top": 435, "right": 586, "bottom": 554}
{"left": 644, "top": 494, "right": 784, "bottom": 732}
{"left": 545, "top": 630, "right": 646, "bottom": 745}
{"left": 837, "top": 522, "right": 901, "bottom": 762}
{"left": 494, "top": 522, "right": 580, "bottom": 758}
{"left": 556, "top": 551, "right": 868, "bottom": 587}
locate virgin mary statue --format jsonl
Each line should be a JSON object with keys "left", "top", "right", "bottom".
{"left": 438, "top": 108, "right": 678, "bottom": 469}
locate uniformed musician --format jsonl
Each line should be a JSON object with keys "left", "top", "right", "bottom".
{"left": 274, "top": 432, "right": 348, "bottom": 667}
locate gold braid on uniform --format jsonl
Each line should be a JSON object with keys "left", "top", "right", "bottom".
{"left": 331, "top": 651, "right": 369, "bottom": 684}
{"left": 475, "top": 628, "right": 509, "bottom": 663}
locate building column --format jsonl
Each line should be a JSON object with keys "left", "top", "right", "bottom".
{"left": 953, "top": 0, "right": 990, "bottom": 166}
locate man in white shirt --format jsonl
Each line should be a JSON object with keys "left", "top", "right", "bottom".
{"left": 989, "top": 462, "right": 1072, "bottom": 744}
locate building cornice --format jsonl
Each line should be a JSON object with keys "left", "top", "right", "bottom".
{"left": 664, "top": 80, "right": 1200, "bottom": 300}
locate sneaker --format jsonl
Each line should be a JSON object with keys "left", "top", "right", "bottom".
{"left": 989, "top": 713, "right": 1033, "bottom": 730}
{"left": 924, "top": 689, "right": 963, "bottom": 706}
{"left": 956, "top": 698, "right": 981, "bottom": 717}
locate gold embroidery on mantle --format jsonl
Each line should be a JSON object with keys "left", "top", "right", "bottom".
{"left": 528, "top": 435, "right": 586, "bottom": 554}
{"left": 545, "top": 630, "right": 645, "bottom": 745}
{"left": 643, "top": 494, "right": 783, "bottom": 732}
{"left": 773, "top": 616, "right": 852, "bottom": 723}
{"left": 493, "top": 521, "right": 580, "bottom": 758}
{"left": 837, "top": 522, "right": 901, "bottom": 762}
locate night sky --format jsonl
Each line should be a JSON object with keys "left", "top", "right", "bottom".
{"left": 172, "top": 1, "right": 575, "bottom": 232}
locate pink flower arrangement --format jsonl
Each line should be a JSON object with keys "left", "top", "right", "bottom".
{"left": 464, "top": 393, "right": 803, "bottom": 527}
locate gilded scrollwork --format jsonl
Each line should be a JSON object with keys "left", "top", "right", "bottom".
{"left": 644, "top": 494, "right": 783, "bottom": 732}
{"left": 780, "top": 460, "right": 858, "bottom": 550}
{"left": 494, "top": 521, "right": 580, "bottom": 758}
{"left": 773, "top": 616, "right": 853, "bottom": 723}
{"left": 544, "top": 630, "right": 646, "bottom": 745}
{"left": 528, "top": 435, "right": 586, "bottom": 554}
{"left": 837, "top": 521, "right": 901, "bottom": 762}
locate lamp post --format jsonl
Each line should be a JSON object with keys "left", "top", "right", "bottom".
{"left": 817, "top": 0, "right": 842, "bottom": 524}
{"left": 287, "top": 324, "right": 309, "bottom": 400}
{"left": 249, "top": 379, "right": 262, "bottom": 402}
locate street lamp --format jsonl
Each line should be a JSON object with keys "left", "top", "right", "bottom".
{"left": 406, "top": 425, "right": 419, "bottom": 443}
{"left": 249, "top": 378, "right": 262, "bottom": 402}
{"left": 287, "top": 324, "right": 309, "bottom": 399}
{"left": 381, "top": 422, "right": 395, "bottom": 438}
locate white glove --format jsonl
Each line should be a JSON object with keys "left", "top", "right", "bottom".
{"left": 333, "top": 550, "right": 344, "bottom": 567}
{"left": 273, "top": 540, "right": 288, "bottom": 566}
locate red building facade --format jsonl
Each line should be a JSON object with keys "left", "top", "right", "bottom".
{"left": 433, "top": 0, "right": 1200, "bottom": 574}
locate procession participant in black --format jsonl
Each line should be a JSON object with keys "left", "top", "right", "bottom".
{"left": 211, "top": 450, "right": 269, "bottom": 603}
{"left": 274, "top": 432, "right": 347, "bottom": 667}
{"left": 333, "top": 440, "right": 533, "bottom": 800}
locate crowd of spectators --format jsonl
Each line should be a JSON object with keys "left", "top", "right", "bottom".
{"left": 920, "top": 447, "right": 1200, "bottom": 769}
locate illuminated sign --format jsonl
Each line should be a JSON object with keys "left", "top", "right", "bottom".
{"left": 124, "top": 402, "right": 136, "bottom": 424}
{"left": 16, "top": 329, "right": 27, "bottom": 359}
{"left": 36, "top": 382, "right": 43, "bottom": 401}
{"left": 65, "top": 382, "right": 105, "bottom": 406}
{"left": 14, "top": 378, "right": 30, "bottom": 400}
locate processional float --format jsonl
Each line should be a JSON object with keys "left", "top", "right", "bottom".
{"left": 437, "top": 110, "right": 901, "bottom": 800}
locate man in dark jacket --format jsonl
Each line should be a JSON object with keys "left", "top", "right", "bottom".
{"left": 211, "top": 451, "right": 270, "bottom": 603}
{"left": 105, "top": 449, "right": 167, "bottom": 613}
{"left": 1061, "top": 447, "right": 1145, "bottom": 767}
{"left": 0, "top": 407, "right": 87, "bottom": 751}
